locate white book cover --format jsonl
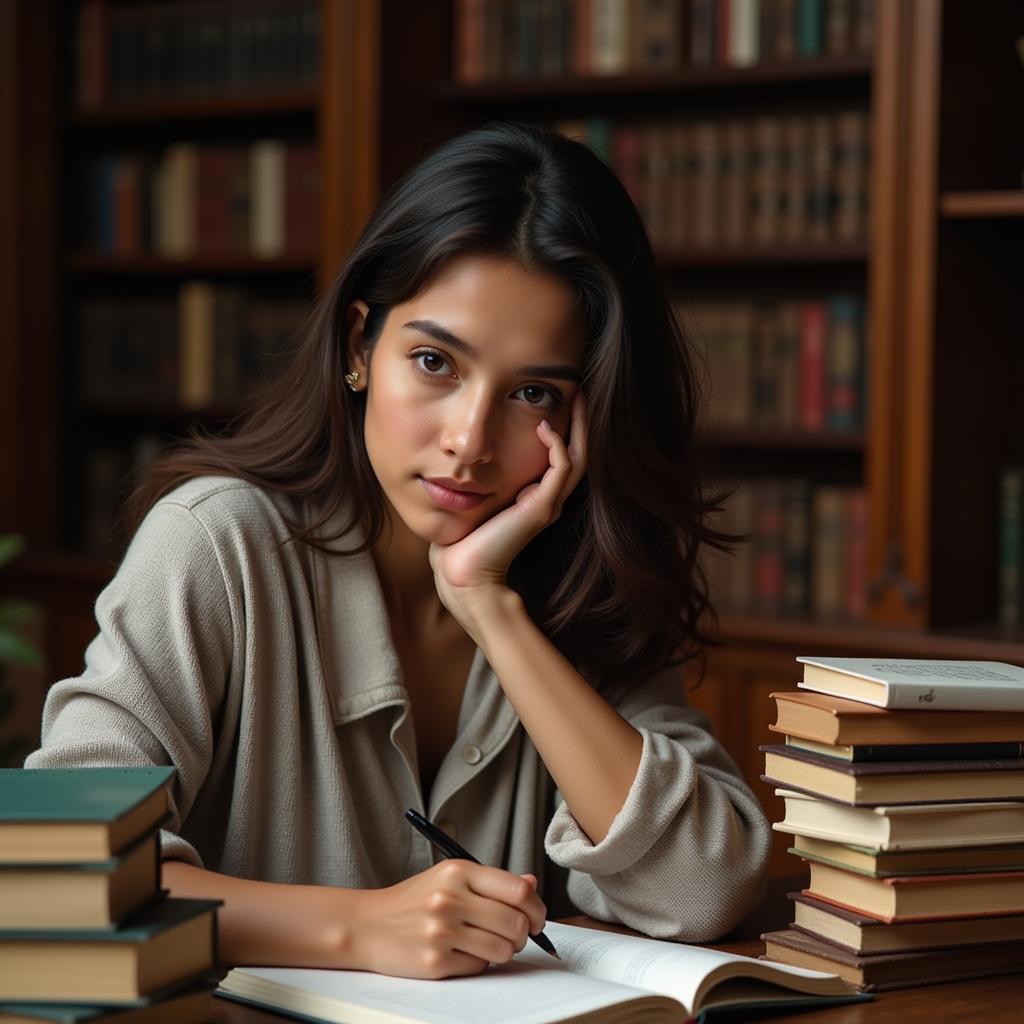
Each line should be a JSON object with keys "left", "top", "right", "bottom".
{"left": 729, "top": 0, "right": 760, "bottom": 66}
{"left": 250, "top": 139, "right": 286, "bottom": 257}
{"left": 796, "top": 657, "right": 1024, "bottom": 711}
{"left": 772, "top": 788, "right": 1024, "bottom": 851}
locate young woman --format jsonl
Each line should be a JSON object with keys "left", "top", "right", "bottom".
{"left": 26, "top": 121, "right": 770, "bottom": 978}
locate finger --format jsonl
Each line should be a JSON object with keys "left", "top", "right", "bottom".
{"left": 464, "top": 866, "right": 547, "bottom": 934}
{"left": 567, "top": 390, "right": 588, "bottom": 478}
{"left": 459, "top": 890, "right": 533, "bottom": 951}
{"left": 452, "top": 922, "right": 522, "bottom": 965}
{"left": 426, "top": 948, "right": 490, "bottom": 979}
{"left": 536, "top": 418, "right": 580, "bottom": 518}
{"left": 519, "top": 873, "right": 538, "bottom": 890}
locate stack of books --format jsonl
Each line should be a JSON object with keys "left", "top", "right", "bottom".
{"left": 759, "top": 657, "right": 1024, "bottom": 991}
{"left": 0, "top": 767, "right": 221, "bottom": 1023}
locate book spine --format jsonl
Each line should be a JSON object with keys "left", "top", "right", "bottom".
{"left": 455, "top": 0, "right": 488, "bottom": 83}
{"left": 825, "top": 0, "right": 853, "bottom": 55}
{"left": 751, "top": 116, "right": 782, "bottom": 245}
{"left": 721, "top": 118, "right": 749, "bottom": 245}
{"left": 591, "top": 0, "right": 629, "bottom": 75}
{"left": 250, "top": 139, "right": 286, "bottom": 257}
{"left": 851, "top": 741, "right": 1024, "bottom": 763}
{"left": 781, "top": 115, "right": 807, "bottom": 243}
{"left": 728, "top": 0, "right": 760, "bottom": 66}
{"left": 798, "top": 301, "right": 827, "bottom": 431}
{"left": 782, "top": 478, "right": 813, "bottom": 614}
{"left": 689, "top": 0, "right": 716, "bottom": 65}
{"left": 776, "top": 302, "right": 801, "bottom": 426}
{"left": 813, "top": 486, "right": 846, "bottom": 618}
{"left": 833, "top": 109, "right": 869, "bottom": 242}
{"left": 753, "top": 304, "right": 781, "bottom": 424}
{"left": 796, "top": 0, "right": 823, "bottom": 56}
{"left": 179, "top": 281, "right": 217, "bottom": 409}
{"left": 825, "top": 294, "right": 863, "bottom": 430}
{"left": 691, "top": 120, "right": 719, "bottom": 246}
{"left": 665, "top": 121, "right": 688, "bottom": 248}
{"left": 631, "top": 0, "right": 683, "bottom": 72}
{"left": 844, "top": 488, "right": 868, "bottom": 619}
{"left": 755, "top": 479, "right": 786, "bottom": 614}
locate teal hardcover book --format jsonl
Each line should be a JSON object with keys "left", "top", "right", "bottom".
{"left": 0, "top": 767, "right": 175, "bottom": 863}
{"left": 0, "top": 898, "right": 222, "bottom": 1005}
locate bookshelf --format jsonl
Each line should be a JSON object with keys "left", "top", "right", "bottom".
{"left": 2, "top": 1, "right": 1023, "bottom": 872}
{"left": 0, "top": 0, "right": 382, "bottom": 679}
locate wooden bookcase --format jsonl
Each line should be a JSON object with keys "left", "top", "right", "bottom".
{"left": 3, "top": 1, "right": 1024, "bottom": 878}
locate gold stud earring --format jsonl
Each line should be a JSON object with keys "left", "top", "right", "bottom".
{"left": 344, "top": 371, "right": 361, "bottom": 391}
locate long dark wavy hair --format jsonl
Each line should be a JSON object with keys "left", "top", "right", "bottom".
{"left": 128, "top": 121, "right": 733, "bottom": 693}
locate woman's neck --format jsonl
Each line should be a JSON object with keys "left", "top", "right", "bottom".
{"left": 371, "top": 504, "right": 448, "bottom": 635}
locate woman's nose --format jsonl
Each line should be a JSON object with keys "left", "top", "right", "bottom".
{"left": 439, "top": 390, "right": 496, "bottom": 465}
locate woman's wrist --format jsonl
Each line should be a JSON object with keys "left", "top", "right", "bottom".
{"left": 462, "top": 585, "right": 525, "bottom": 653}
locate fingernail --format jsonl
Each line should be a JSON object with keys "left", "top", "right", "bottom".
{"left": 541, "top": 419, "right": 551, "bottom": 432}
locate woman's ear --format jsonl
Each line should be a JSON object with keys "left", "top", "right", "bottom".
{"left": 344, "top": 300, "right": 371, "bottom": 383}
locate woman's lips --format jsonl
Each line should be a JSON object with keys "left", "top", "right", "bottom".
{"left": 419, "top": 477, "right": 490, "bottom": 511}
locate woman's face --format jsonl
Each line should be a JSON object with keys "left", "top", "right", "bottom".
{"left": 346, "top": 255, "right": 587, "bottom": 546}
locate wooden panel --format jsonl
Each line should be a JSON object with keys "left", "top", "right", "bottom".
{"left": 0, "top": 1, "right": 58, "bottom": 542}
{"left": 320, "top": 0, "right": 381, "bottom": 289}
{"left": 864, "top": 0, "right": 923, "bottom": 627}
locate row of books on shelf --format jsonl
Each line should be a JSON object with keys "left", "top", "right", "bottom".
{"left": 554, "top": 110, "right": 869, "bottom": 249}
{"left": 761, "top": 657, "right": 1024, "bottom": 991}
{"left": 683, "top": 295, "right": 865, "bottom": 432}
{"left": 707, "top": 480, "right": 867, "bottom": 620}
{"left": 76, "top": 0, "right": 319, "bottom": 106}
{"left": 80, "top": 140, "right": 319, "bottom": 259}
{"left": 0, "top": 766, "right": 220, "bottom": 1020}
{"left": 999, "top": 466, "right": 1024, "bottom": 628}
{"left": 79, "top": 286, "right": 304, "bottom": 409}
{"left": 455, "top": 0, "right": 874, "bottom": 82}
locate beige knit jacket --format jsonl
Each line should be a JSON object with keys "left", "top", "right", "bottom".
{"left": 25, "top": 476, "right": 770, "bottom": 941}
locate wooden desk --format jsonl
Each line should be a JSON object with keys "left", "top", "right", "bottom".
{"left": 206, "top": 875, "right": 1024, "bottom": 1024}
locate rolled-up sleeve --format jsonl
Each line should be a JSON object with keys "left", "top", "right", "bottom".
{"left": 544, "top": 663, "right": 770, "bottom": 941}
{"left": 23, "top": 501, "right": 234, "bottom": 868}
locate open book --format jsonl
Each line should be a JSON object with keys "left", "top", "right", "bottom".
{"left": 216, "top": 920, "right": 865, "bottom": 1023}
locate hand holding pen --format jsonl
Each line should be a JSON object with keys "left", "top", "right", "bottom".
{"left": 406, "top": 808, "right": 560, "bottom": 960}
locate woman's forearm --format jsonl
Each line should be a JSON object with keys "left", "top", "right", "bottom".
{"left": 472, "top": 588, "right": 643, "bottom": 846}
{"left": 162, "top": 858, "right": 363, "bottom": 967}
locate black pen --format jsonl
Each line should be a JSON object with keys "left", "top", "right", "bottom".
{"left": 405, "top": 808, "right": 560, "bottom": 960}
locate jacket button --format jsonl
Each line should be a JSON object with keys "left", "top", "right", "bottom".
{"left": 462, "top": 744, "right": 482, "bottom": 765}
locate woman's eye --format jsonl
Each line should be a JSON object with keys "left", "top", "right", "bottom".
{"left": 514, "top": 385, "right": 559, "bottom": 409}
{"left": 413, "top": 351, "right": 451, "bottom": 375}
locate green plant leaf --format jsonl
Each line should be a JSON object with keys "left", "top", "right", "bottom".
{"left": 0, "top": 536, "right": 25, "bottom": 568}
{"left": 0, "top": 633, "right": 43, "bottom": 668}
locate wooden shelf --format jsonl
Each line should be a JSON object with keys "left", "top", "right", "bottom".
{"left": 68, "top": 88, "right": 319, "bottom": 125}
{"left": 65, "top": 253, "right": 318, "bottom": 276}
{"left": 714, "top": 613, "right": 1024, "bottom": 663}
{"left": 700, "top": 428, "right": 866, "bottom": 451}
{"left": 439, "top": 57, "right": 872, "bottom": 104}
{"left": 657, "top": 242, "right": 868, "bottom": 268}
{"left": 940, "top": 191, "right": 1024, "bottom": 218}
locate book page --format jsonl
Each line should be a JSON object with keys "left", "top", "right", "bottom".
{"left": 220, "top": 954, "right": 678, "bottom": 1024}
{"left": 528, "top": 921, "right": 843, "bottom": 1010}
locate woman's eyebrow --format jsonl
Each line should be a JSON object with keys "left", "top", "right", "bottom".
{"left": 403, "top": 319, "right": 582, "bottom": 383}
